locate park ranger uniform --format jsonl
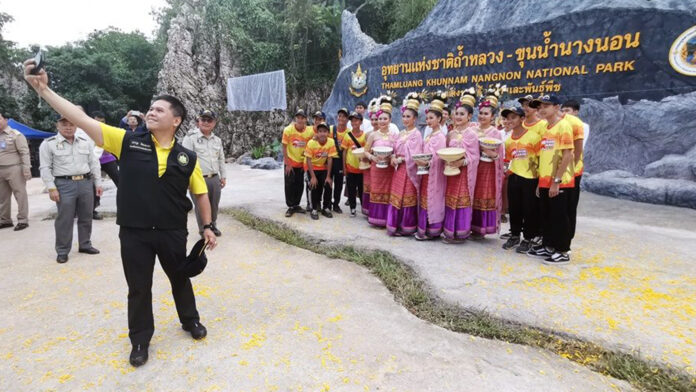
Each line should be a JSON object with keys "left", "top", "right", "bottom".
{"left": 39, "top": 131, "right": 101, "bottom": 258}
{"left": 0, "top": 123, "right": 31, "bottom": 229}
{"left": 181, "top": 126, "right": 226, "bottom": 236}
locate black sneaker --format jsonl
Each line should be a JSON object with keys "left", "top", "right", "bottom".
{"left": 500, "top": 231, "right": 513, "bottom": 240}
{"left": 333, "top": 205, "right": 343, "bottom": 214}
{"left": 285, "top": 208, "right": 294, "bottom": 218}
{"left": 321, "top": 208, "right": 333, "bottom": 218}
{"left": 182, "top": 321, "right": 207, "bottom": 340}
{"left": 294, "top": 206, "right": 306, "bottom": 214}
{"left": 311, "top": 210, "right": 319, "bottom": 220}
{"left": 502, "top": 236, "right": 520, "bottom": 250}
{"left": 344, "top": 200, "right": 349, "bottom": 206}
{"left": 527, "top": 245, "right": 554, "bottom": 258}
{"left": 211, "top": 225, "right": 222, "bottom": 237}
{"left": 543, "top": 252, "right": 570, "bottom": 265}
{"left": 350, "top": 209, "right": 357, "bottom": 217}
{"left": 516, "top": 239, "right": 532, "bottom": 254}
{"left": 92, "top": 211, "right": 103, "bottom": 220}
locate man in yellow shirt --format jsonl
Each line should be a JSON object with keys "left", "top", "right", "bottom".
{"left": 304, "top": 123, "right": 337, "bottom": 219}
{"left": 24, "top": 59, "right": 217, "bottom": 368}
{"left": 527, "top": 95, "right": 575, "bottom": 265}
{"left": 282, "top": 109, "right": 314, "bottom": 217}
{"left": 518, "top": 94, "right": 548, "bottom": 136}
{"left": 561, "top": 100, "right": 587, "bottom": 241}
{"left": 342, "top": 112, "right": 367, "bottom": 216}
{"left": 501, "top": 107, "right": 541, "bottom": 253}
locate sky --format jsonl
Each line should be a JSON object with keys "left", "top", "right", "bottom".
{"left": 1, "top": 0, "right": 169, "bottom": 48}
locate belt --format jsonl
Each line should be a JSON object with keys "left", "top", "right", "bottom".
{"left": 55, "top": 173, "right": 91, "bottom": 181}
{"left": 203, "top": 173, "right": 218, "bottom": 178}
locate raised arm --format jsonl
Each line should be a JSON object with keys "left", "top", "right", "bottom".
{"left": 23, "top": 59, "right": 103, "bottom": 145}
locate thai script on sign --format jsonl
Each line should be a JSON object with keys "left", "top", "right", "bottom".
{"left": 380, "top": 31, "right": 641, "bottom": 79}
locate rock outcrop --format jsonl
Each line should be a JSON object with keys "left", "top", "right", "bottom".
{"left": 157, "top": 0, "right": 329, "bottom": 158}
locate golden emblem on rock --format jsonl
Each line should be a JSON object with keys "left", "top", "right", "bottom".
{"left": 350, "top": 64, "right": 368, "bottom": 97}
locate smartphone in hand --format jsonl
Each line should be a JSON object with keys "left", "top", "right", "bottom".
{"left": 30, "top": 51, "right": 44, "bottom": 75}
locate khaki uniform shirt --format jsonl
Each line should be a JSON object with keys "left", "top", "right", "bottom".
{"left": 181, "top": 129, "right": 226, "bottom": 178}
{"left": 0, "top": 126, "right": 31, "bottom": 173}
{"left": 39, "top": 132, "right": 101, "bottom": 190}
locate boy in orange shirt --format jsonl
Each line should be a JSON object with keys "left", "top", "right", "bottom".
{"left": 342, "top": 112, "right": 367, "bottom": 217}
{"left": 282, "top": 109, "right": 314, "bottom": 217}
{"left": 305, "top": 123, "right": 338, "bottom": 220}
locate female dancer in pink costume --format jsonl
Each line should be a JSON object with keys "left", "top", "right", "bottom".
{"left": 386, "top": 93, "right": 423, "bottom": 236}
{"left": 443, "top": 91, "right": 480, "bottom": 243}
{"left": 364, "top": 97, "right": 397, "bottom": 227}
{"left": 415, "top": 94, "right": 448, "bottom": 240}
{"left": 471, "top": 91, "right": 505, "bottom": 238}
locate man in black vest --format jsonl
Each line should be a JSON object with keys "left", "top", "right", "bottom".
{"left": 24, "top": 60, "right": 218, "bottom": 368}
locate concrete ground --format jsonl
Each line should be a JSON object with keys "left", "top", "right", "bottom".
{"left": 215, "top": 165, "right": 696, "bottom": 375}
{"left": 0, "top": 180, "right": 633, "bottom": 391}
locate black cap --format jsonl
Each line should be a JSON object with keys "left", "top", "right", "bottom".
{"left": 529, "top": 94, "right": 561, "bottom": 108}
{"left": 337, "top": 107, "right": 349, "bottom": 116}
{"left": 179, "top": 239, "right": 208, "bottom": 277}
{"left": 348, "top": 111, "right": 363, "bottom": 121}
{"left": 501, "top": 107, "right": 525, "bottom": 118}
{"left": 315, "top": 123, "right": 330, "bottom": 132}
{"left": 517, "top": 95, "right": 534, "bottom": 104}
{"left": 312, "top": 111, "right": 326, "bottom": 119}
{"left": 295, "top": 109, "right": 307, "bottom": 118}
{"left": 199, "top": 109, "right": 217, "bottom": 119}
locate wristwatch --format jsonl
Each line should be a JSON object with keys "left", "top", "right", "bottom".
{"left": 553, "top": 177, "right": 562, "bottom": 184}
{"left": 203, "top": 223, "right": 214, "bottom": 230}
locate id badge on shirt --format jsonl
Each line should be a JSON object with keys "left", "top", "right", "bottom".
{"left": 0, "top": 140, "right": 6, "bottom": 150}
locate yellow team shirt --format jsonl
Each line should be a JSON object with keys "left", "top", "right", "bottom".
{"left": 522, "top": 118, "right": 548, "bottom": 136}
{"left": 282, "top": 123, "right": 315, "bottom": 168}
{"left": 331, "top": 125, "right": 348, "bottom": 149}
{"left": 561, "top": 113, "right": 585, "bottom": 176}
{"left": 304, "top": 139, "right": 337, "bottom": 171}
{"left": 100, "top": 123, "right": 208, "bottom": 194}
{"left": 505, "top": 129, "right": 541, "bottom": 179}
{"left": 538, "top": 119, "right": 575, "bottom": 189}
{"left": 341, "top": 131, "right": 367, "bottom": 174}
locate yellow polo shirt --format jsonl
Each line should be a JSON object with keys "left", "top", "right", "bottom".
{"left": 505, "top": 129, "right": 541, "bottom": 179}
{"left": 100, "top": 123, "right": 208, "bottom": 194}
{"left": 282, "top": 124, "right": 315, "bottom": 168}
{"left": 561, "top": 113, "right": 585, "bottom": 176}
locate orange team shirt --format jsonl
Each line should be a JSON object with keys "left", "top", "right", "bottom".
{"left": 561, "top": 113, "right": 585, "bottom": 176}
{"left": 505, "top": 129, "right": 541, "bottom": 179}
{"left": 522, "top": 118, "right": 548, "bottom": 137}
{"left": 331, "top": 125, "right": 348, "bottom": 149}
{"left": 341, "top": 131, "right": 367, "bottom": 174}
{"left": 304, "top": 138, "right": 338, "bottom": 171}
{"left": 282, "top": 123, "right": 315, "bottom": 168}
{"left": 538, "top": 118, "right": 575, "bottom": 189}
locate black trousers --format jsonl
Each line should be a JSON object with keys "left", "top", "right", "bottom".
{"left": 310, "top": 170, "right": 332, "bottom": 211}
{"left": 119, "top": 227, "right": 199, "bottom": 345}
{"left": 284, "top": 166, "right": 305, "bottom": 208}
{"left": 568, "top": 175, "right": 582, "bottom": 240}
{"left": 331, "top": 157, "right": 344, "bottom": 207}
{"left": 346, "top": 172, "right": 363, "bottom": 210}
{"left": 507, "top": 174, "right": 539, "bottom": 240}
{"left": 94, "top": 160, "right": 120, "bottom": 210}
{"left": 539, "top": 187, "right": 572, "bottom": 252}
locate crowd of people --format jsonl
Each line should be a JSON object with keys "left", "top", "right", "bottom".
{"left": 282, "top": 88, "right": 588, "bottom": 265}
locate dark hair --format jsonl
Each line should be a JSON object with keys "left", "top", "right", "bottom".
{"left": 479, "top": 105, "right": 496, "bottom": 116}
{"left": 91, "top": 111, "right": 105, "bottom": 119}
{"left": 443, "top": 106, "right": 451, "bottom": 115}
{"left": 152, "top": 94, "right": 187, "bottom": 131}
{"left": 355, "top": 101, "right": 367, "bottom": 108}
{"left": 561, "top": 99, "right": 580, "bottom": 111}
{"left": 403, "top": 108, "right": 418, "bottom": 117}
{"left": 457, "top": 104, "right": 474, "bottom": 116}
{"left": 428, "top": 110, "right": 443, "bottom": 119}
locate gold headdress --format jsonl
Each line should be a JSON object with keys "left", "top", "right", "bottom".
{"left": 458, "top": 86, "right": 478, "bottom": 109}
{"left": 479, "top": 83, "right": 508, "bottom": 109}
{"left": 402, "top": 92, "right": 422, "bottom": 112}
{"left": 428, "top": 90, "right": 449, "bottom": 114}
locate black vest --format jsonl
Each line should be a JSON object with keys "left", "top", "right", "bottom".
{"left": 117, "top": 131, "right": 196, "bottom": 229}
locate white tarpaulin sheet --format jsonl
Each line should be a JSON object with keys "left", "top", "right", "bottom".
{"left": 226, "top": 70, "right": 287, "bottom": 111}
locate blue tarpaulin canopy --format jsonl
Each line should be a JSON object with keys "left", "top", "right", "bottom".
{"left": 8, "top": 119, "right": 54, "bottom": 139}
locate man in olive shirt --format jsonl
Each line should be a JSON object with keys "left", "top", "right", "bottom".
{"left": 24, "top": 59, "right": 217, "bottom": 368}
{"left": 182, "top": 109, "right": 226, "bottom": 237}
{"left": 0, "top": 112, "right": 32, "bottom": 231}
{"left": 39, "top": 115, "right": 102, "bottom": 263}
